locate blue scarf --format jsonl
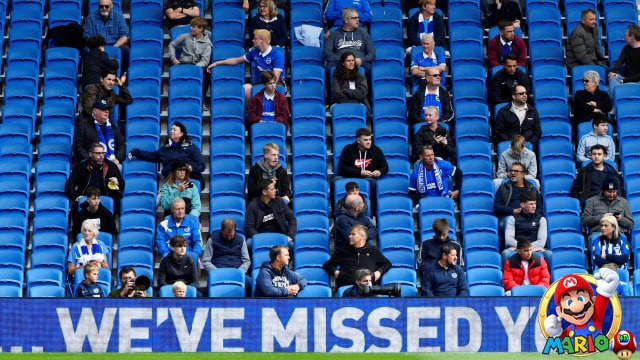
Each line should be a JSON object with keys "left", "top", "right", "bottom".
{"left": 94, "top": 117, "right": 115, "bottom": 161}
{"left": 417, "top": 13, "right": 433, "bottom": 42}
{"left": 420, "top": 92, "right": 442, "bottom": 119}
{"left": 501, "top": 42, "right": 512, "bottom": 63}
{"left": 417, "top": 160, "right": 446, "bottom": 196}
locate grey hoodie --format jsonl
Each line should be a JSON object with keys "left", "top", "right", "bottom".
{"left": 496, "top": 147, "right": 538, "bottom": 179}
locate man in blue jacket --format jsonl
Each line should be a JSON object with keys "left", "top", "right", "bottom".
{"left": 421, "top": 243, "right": 468, "bottom": 296}
{"left": 157, "top": 197, "right": 202, "bottom": 260}
{"left": 255, "top": 245, "right": 307, "bottom": 297}
{"left": 334, "top": 194, "right": 376, "bottom": 249}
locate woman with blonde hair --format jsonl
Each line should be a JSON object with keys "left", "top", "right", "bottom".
{"left": 591, "top": 215, "right": 630, "bottom": 272}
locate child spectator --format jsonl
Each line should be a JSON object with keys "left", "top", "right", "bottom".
{"left": 75, "top": 263, "right": 106, "bottom": 297}
{"left": 172, "top": 281, "right": 187, "bottom": 297}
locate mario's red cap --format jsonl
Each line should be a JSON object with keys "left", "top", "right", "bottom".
{"left": 554, "top": 274, "right": 594, "bottom": 305}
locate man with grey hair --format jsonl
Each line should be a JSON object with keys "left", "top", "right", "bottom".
{"left": 156, "top": 197, "right": 202, "bottom": 259}
{"left": 572, "top": 69, "right": 613, "bottom": 127}
{"left": 566, "top": 8, "right": 607, "bottom": 70}
{"left": 334, "top": 194, "right": 376, "bottom": 249}
{"left": 324, "top": 7, "right": 376, "bottom": 73}
{"left": 608, "top": 24, "right": 640, "bottom": 96}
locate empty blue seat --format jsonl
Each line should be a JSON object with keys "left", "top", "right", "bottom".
{"left": 297, "top": 284, "right": 332, "bottom": 298}
{"left": 469, "top": 284, "right": 505, "bottom": 296}
{"left": 294, "top": 250, "right": 330, "bottom": 271}
{"left": 466, "top": 267, "right": 502, "bottom": 287}
{"left": 208, "top": 268, "right": 246, "bottom": 298}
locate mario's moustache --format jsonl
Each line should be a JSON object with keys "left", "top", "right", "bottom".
{"left": 562, "top": 301, "right": 592, "bottom": 316}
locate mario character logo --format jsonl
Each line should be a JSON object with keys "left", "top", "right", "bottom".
{"left": 612, "top": 330, "right": 637, "bottom": 360}
{"left": 538, "top": 269, "right": 623, "bottom": 356}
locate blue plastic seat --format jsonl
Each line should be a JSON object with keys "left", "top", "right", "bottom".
{"left": 293, "top": 196, "right": 329, "bottom": 218}
{"left": 117, "top": 249, "right": 154, "bottom": 271}
{"left": 130, "top": 0, "right": 164, "bottom": 28}
{"left": 297, "top": 284, "right": 332, "bottom": 298}
{"left": 207, "top": 268, "right": 245, "bottom": 297}
{"left": 294, "top": 232, "right": 330, "bottom": 254}
{"left": 371, "top": 83, "right": 406, "bottom": 108}
{"left": 549, "top": 232, "right": 585, "bottom": 253}
{"left": 381, "top": 268, "right": 418, "bottom": 296}
{"left": 0, "top": 268, "right": 24, "bottom": 289}
{"left": 464, "top": 232, "right": 500, "bottom": 253}
{"left": 296, "top": 214, "right": 330, "bottom": 237}
{"left": 292, "top": 178, "right": 329, "bottom": 199}
{"left": 546, "top": 213, "right": 583, "bottom": 236}
{"left": 466, "top": 267, "right": 502, "bottom": 287}
{"left": 130, "top": 26, "right": 164, "bottom": 48}
{"left": 371, "top": 62, "right": 405, "bottom": 88}
{"left": 462, "top": 214, "right": 498, "bottom": 238}
{"left": 530, "top": 43, "right": 565, "bottom": 69}
{"left": 379, "top": 233, "right": 415, "bottom": 253}
{"left": 460, "top": 195, "right": 494, "bottom": 217}
{"left": 538, "top": 138, "right": 574, "bottom": 162}
{"left": 551, "top": 250, "right": 587, "bottom": 271}
{"left": 378, "top": 197, "right": 413, "bottom": 218}
{"left": 384, "top": 249, "right": 416, "bottom": 269}
{"left": 378, "top": 214, "right": 414, "bottom": 237}
{"left": 469, "top": 284, "right": 505, "bottom": 296}
{"left": 294, "top": 250, "right": 330, "bottom": 271}
{"left": 376, "top": 177, "right": 409, "bottom": 199}
{"left": 465, "top": 250, "right": 501, "bottom": 271}
{"left": 119, "top": 213, "right": 156, "bottom": 238}
{"left": 129, "top": 44, "right": 163, "bottom": 70}
{"left": 159, "top": 284, "right": 198, "bottom": 297}
{"left": 541, "top": 121, "right": 572, "bottom": 142}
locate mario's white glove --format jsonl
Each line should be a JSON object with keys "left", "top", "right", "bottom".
{"left": 594, "top": 267, "right": 619, "bottom": 298}
{"left": 544, "top": 314, "right": 563, "bottom": 337}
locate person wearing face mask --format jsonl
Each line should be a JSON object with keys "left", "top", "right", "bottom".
{"left": 83, "top": 0, "right": 130, "bottom": 73}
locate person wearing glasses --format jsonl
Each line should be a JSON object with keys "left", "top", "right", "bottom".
{"left": 83, "top": 0, "right": 130, "bottom": 73}
{"left": 494, "top": 84, "right": 541, "bottom": 149}
{"left": 249, "top": 0, "right": 288, "bottom": 48}
{"left": 408, "top": 66, "right": 453, "bottom": 126}
{"left": 494, "top": 161, "right": 543, "bottom": 220}
{"left": 488, "top": 52, "right": 530, "bottom": 107}
{"left": 573, "top": 70, "right": 613, "bottom": 133}
{"left": 409, "top": 34, "right": 446, "bottom": 90}
{"left": 324, "top": 8, "right": 376, "bottom": 74}
{"left": 324, "top": 0, "right": 372, "bottom": 27}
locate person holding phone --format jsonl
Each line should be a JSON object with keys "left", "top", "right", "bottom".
{"left": 160, "top": 160, "right": 201, "bottom": 218}
{"left": 581, "top": 177, "right": 634, "bottom": 235}
{"left": 412, "top": 105, "right": 455, "bottom": 162}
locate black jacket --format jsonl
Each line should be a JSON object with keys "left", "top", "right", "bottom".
{"left": 323, "top": 244, "right": 392, "bottom": 288}
{"left": 337, "top": 142, "right": 389, "bottom": 178}
{"left": 246, "top": 162, "right": 292, "bottom": 204}
{"left": 488, "top": 68, "right": 531, "bottom": 106}
{"left": 570, "top": 162, "right": 622, "bottom": 206}
{"left": 73, "top": 202, "right": 117, "bottom": 237}
{"left": 73, "top": 117, "right": 126, "bottom": 163}
{"left": 408, "top": 83, "right": 454, "bottom": 125}
{"left": 413, "top": 124, "right": 455, "bottom": 161}
{"left": 65, "top": 158, "right": 125, "bottom": 202}
{"left": 494, "top": 103, "right": 541, "bottom": 145}
{"left": 157, "top": 253, "right": 199, "bottom": 288}
{"left": 572, "top": 89, "right": 613, "bottom": 126}
{"left": 245, "top": 197, "right": 297, "bottom": 239}
{"left": 81, "top": 48, "right": 119, "bottom": 89}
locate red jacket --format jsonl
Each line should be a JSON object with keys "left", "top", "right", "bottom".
{"left": 487, "top": 35, "right": 528, "bottom": 68}
{"left": 247, "top": 90, "right": 290, "bottom": 129}
{"left": 502, "top": 253, "right": 550, "bottom": 291}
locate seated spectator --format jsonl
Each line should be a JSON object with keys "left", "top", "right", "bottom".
{"left": 407, "top": 0, "right": 447, "bottom": 52}
{"left": 83, "top": 0, "right": 130, "bottom": 73}
{"left": 160, "top": 160, "right": 202, "bottom": 218}
{"left": 73, "top": 99, "right": 126, "bottom": 165}
{"left": 488, "top": 20, "right": 527, "bottom": 68}
{"left": 248, "top": 71, "right": 291, "bottom": 129}
{"left": 335, "top": 181, "right": 368, "bottom": 216}
{"left": 591, "top": 216, "right": 630, "bottom": 273}
{"left": 245, "top": 179, "right": 297, "bottom": 243}
{"left": 487, "top": 0, "right": 523, "bottom": 29}
{"left": 566, "top": 9, "right": 607, "bottom": 70}
{"left": 255, "top": 245, "right": 307, "bottom": 297}
{"left": 576, "top": 114, "right": 615, "bottom": 165}
{"left": 495, "top": 135, "right": 538, "bottom": 189}
{"left": 421, "top": 243, "right": 468, "bottom": 296}
{"left": 324, "top": 0, "right": 372, "bottom": 27}
{"left": 172, "top": 281, "right": 187, "bottom": 297}
{"left": 409, "top": 34, "right": 447, "bottom": 91}
{"left": 334, "top": 194, "right": 376, "bottom": 249}
{"left": 108, "top": 267, "right": 149, "bottom": 298}
{"left": 247, "top": 143, "right": 292, "bottom": 204}
{"left": 417, "top": 218, "right": 462, "bottom": 270}
{"left": 167, "top": 17, "right": 212, "bottom": 102}
{"left": 341, "top": 268, "right": 374, "bottom": 297}
{"left": 67, "top": 220, "right": 109, "bottom": 277}
{"left": 502, "top": 191, "right": 551, "bottom": 265}
{"left": 412, "top": 106, "right": 455, "bottom": 161}
{"left": 494, "top": 85, "right": 541, "bottom": 149}
{"left": 572, "top": 70, "right": 613, "bottom": 130}
{"left": 158, "top": 235, "right": 200, "bottom": 290}
{"left": 409, "top": 145, "right": 461, "bottom": 206}
{"left": 81, "top": 69, "right": 133, "bottom": 119}
{"left": 75, "top": 263, "right": 106, "bottom": 298}
{"left": 202, "top": 218, "right": 251, "bottom": 294}
{"left": 331, "top": 51, "right": 371, "bottom": 116}
{"left": 249, "top": 0, "right": 288, "bottom": 48}
{"left": 494, "top": 161, "right": 543, "bottom": 218}
{"left": 81, "top": 35, "right": 119, "bottom": 90}
{"left": 581, "top": 178, "right": 634, "bottom": 234}
{"left": 207, "top": 29, "right": 285, "bottom": 104}
{"left": 156, "top": 198, "right": 203, "bottom": 259}
{"left": 129, "top": 121, "right": 206, "bottom": 190}
{"left": 164, "top": 0, "right": 200, "bottom": 30}
{"left": 408, "top": 68, "right": 453, "bottom": 125}
{"left": 337, "top": 128, "right": 388, "bottom": 196}
{"left": 571, "top": 144, "right": 621, "bottom": 207}
{"left": 502, "top": 239, "right": 550, "bottom": 296}
{"left": 72, "top": 186, "right": 117, "bottom": 238}
{"left": 608, "top": 24, "right": 640, "bottom": 97}
{"left": 323, "top": 8, "right": 376, "bottom": 73}
{"left": 488, "top": 52, "right": 530, "bottom": 106}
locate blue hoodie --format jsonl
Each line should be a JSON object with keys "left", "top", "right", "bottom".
{"left": 255, "top": 262, "right": 307, "bottom": 297}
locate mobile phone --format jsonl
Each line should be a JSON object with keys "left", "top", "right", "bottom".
{"left": 435, "top": 128, "right": 447, "bottom": 137}
{"left": 614, "top": 212, "right": 620, "bottom": 216}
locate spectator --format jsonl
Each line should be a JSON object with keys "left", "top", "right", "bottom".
{"left": 409, "top": 145, "right": 462, "bottom": 206}
{"left": 341, "top": 268, "right": 375, "bottom": 297}
{"left": 335, "top": 181, "right": 368, "bottom": 216}
{"left": 83, "top": 0, "right": 129, "bottom": 73}
{"left": 323, "top": 224, "right": 392, "bottom": 289}
{"left": 245, "top": 179, "right": 297, "bottom": 243}
{"left": 608, "top": 24, "right": 640, "bottom": 97}
{"left": 129, "top": 121, "right": 206, "bottom": 190}
{"left": 247, "top": 71, "right": 291, "bottom": 129}
{"left": 581, "top": 177, "right": 634, "bottom": 234}
{"left": 576, "top": 114, "right": 615, "bottom": 165}
{"left": 334, "top": 194, "right": 376, "bottom": 249}
{"left": 172, "top": 281, "right": 188, "bottom": 297}
{"left": 421, "top": 243, "right": 468, "bottom": 296}
{"left": 81, "top": 68, "right": 132, "bottom": 118}
{"left": 591, "top": 215, "right": 630, "bottom": 272}
{"left": 202, "top": 218, "right": 252, "bottom": 294}
{"left": 487, "top": 0, "right": 523, "bottom": 29}
{"left": 158, "top": 235, "right": 200, "bottom": 289}
{"left": 406, "top": 0, "right": 447, "bottom": 51}
{"left": 572, "top": 70, "right": 613, "bottom": 129}
{"left": 255, "top": 245, "right": 307, "bottom": 297}
{"left": 65, "top": 142, "right": 124, "bottom": 208}
{"left": 72, "top": 186, "right": 117, "bottom": 238}
{"left": 502, "top": 191, "right": 551, "bottom": 264}
{"left": 74, "top": 98, "right": 126, "bottom": 165}
{"left": 164, "top": 0, "right": 200, "bottom": 30}
{"left": 108, "top": 267, "right": 149, "bottom": 298}
{"left": 488, "top": 20, "right": 527, "bottom": 68}
{"left": 488, "top": 52, "right": 531, "bottom": 106}
{"left": 324, "top": 0, "right": 372, "bottom": 27}
{"left": 247, "top": 143, "right": 292, "bottom": 204}
{"left": 502, "top": 239, "right": 550, "bottom": 295}
{"left": 408, "top": 68, "right": 453, "bottom": 125}
{"left": 324, "top": 8, "right": 376, "bottom": 73}
{"left": 417, "top": 218, "right": 462, "bottom": 270}
{"left": 494, "top": 161, "right": 543, "bottom": 218}
{"left": 330, "top": 51, "right": 371, "bottom": 117}
{"left": 207, "top": 29, "right": 285, "bottom": 104}
{"left": 167, "top": 17, "right": 212, "bottom": 102}
{"left": 495, "top": 135, "right": 538, "bottom": 189}
{"left": 409, "top": 34, "right": 447, "bottom": 90}
{"left": 412, "top": 106, "right": 455, "bottom": 161}
{"left": 494, "top": 85, "right": 541, "bottom": 148}
{"left": 571, "top": 144, "right": 622, "bottom": 207}
{"left": 249, "top": 0, "right": 288, "bottom": 48}
{"left": 75, "top": 263, "right": 106, "bottom": 298}
{"left": 157, "top": 197, "right": 203, "bottom": 259}
{"left": 67, "top": 219, "right": 109, "bottom": 276}
{"left": 160, "top": 160, "right": 202, "bottom": 217}
{"left": 566, "top": 9, "right": 607, "bottom": 70}
{"left": 81, "top": 35, "right": 119, "bottom": 90}
{"left": 337, "top": 128, "right": 388, "bottom": 189}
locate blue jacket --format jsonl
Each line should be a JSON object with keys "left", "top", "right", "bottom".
{"left": 130, "top": 140, "right": 206, "bottom": 184}
{"left": 75, "top": 282, "right": 106, "bottom": 297}
{"left": 334, "top": 209, "right": 376, "bottom": 249}
{"left": 156, "top": 214, "right": 202, "bottom": 258}
{"left": 324, "top": 0, "right": 372, "bottom": 25}
{"left": 421, "top": 260, "right": 468, "bottom": 297}
{"left": 255, "top": 262, "right": 307, "bottom": 297}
